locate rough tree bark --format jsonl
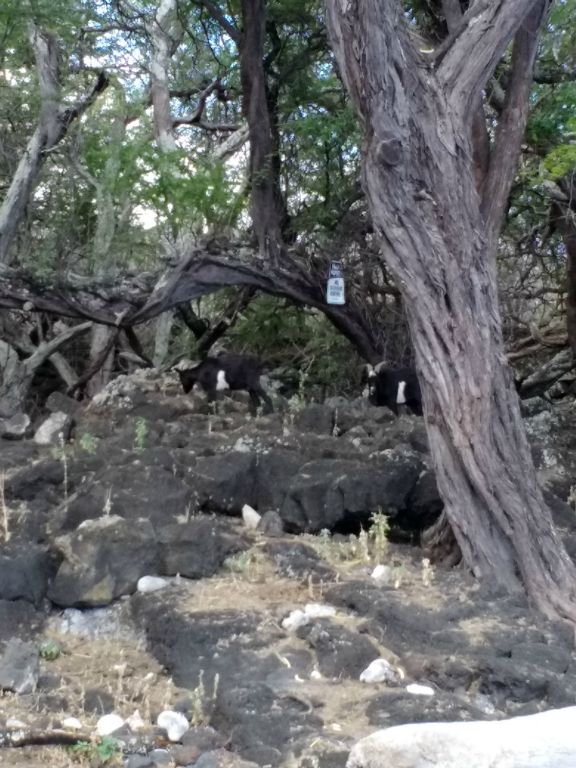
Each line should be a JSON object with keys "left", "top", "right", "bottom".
{"left": 326, "top": 0, "right": 576, "bottom": 621}
{"left": 0, "top": 24, "right": 108, "bottom": 265}
{"left": 239, "top": 0, "right": 286, "bottom": 263}
{"left": 547, "top": 175, "right": 576, "bottom": 358}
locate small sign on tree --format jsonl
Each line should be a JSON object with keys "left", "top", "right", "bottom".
{"left": 326, "top": 260, "right": 346, "bottom": 305}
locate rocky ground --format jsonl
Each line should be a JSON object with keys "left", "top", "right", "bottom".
{"left": 1, "top": 370, "right": 576, "bottom": 768}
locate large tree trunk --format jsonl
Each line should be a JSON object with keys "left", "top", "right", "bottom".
{"left": 147, "top": 0, "right": 183, "bottom": 366}
{"left": 326, "top": 0, "right": 576, "bottom": 621}
{"left": 0, "top": 25, "right": 108, "bottom": 265}
{"left": 239, "top": 0, "right": 286, "bottom": 263}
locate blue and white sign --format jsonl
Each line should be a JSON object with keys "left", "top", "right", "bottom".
{"left": 326, "top": 260, "right": 346, "bottom": 305}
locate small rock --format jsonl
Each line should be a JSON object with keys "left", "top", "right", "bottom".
{"left": 126, "top": 710, "right": 146, "bottom": 731}
{"left": 257, "top": 510, "right": 284, "bottom": 537}
{"left": 0, "top": 413, "right": 30, "bottom": 440}
{"left": 172, "top": 743, "right": 201, "bottom": 766}
{"left": 6, "top": 717, "right": 26, "bottom": 728}
{"left": 360, "top": 659, "right": 397, "bottom": 684}
{"left": 137, "top": 576, "right": 169, "bottom": 593}
{"left": 181, "top": 726, "right": 226, "bottom": 751}
{"left": 193, "top": 747, "right": 261, "bottom": 768}
{"left": 96, "top": 713, "right": 125, "bottom": 735}
{"left": 371, "top": 565, "right": 392, "bottom": 584}
{"left": 157, "top": 710, "right": 189, "bottom": 742}
{"left": 241, "top": 504, "right": 261, "bottom": 530}
{"left": 406, "top": 683, "right": 434, "bottom": 696}
{"left": 125, "top": 755, "right": 155, "bottom": 768}
{"left": 304, "top": 603, "right": 337, "bottom": 618}
{"left": 282, "top": 609, "right": 310, "bottom": 631}
{"left": 45, "top": 392, "right": 80, "bottom": 416}
{"left": 62, "top": 717, "right": 83, "bottom": 730}
{"left": 33, "top": 412, "right": 73, "bottom": 446}
{"left": 0, "top": 638, "right": 40, "bottom": 694}
{"left": 148, "top": 749, "right": 173, "bottom": 765}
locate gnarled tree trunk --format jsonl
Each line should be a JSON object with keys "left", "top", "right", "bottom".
{"left": 326, "top": 0, "right": 576, "bottom": 621}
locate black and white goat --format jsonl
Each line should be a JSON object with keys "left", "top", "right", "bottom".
{"left": 176, "top": 352, "right": 274, "bottom": 415}
{"left": 362, "top": 362, "right": 423, "bottom": 416}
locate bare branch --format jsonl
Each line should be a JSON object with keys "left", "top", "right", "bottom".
{"left": 197, "top": 0, "right": 239, "bottom": 43}
{"left": 436, "top": 0, "right": 544, "bottom": 117}
{"left": 24, "top": 322, "right": 93, "bottom": 373}
{"left": 481, "top": 0, "right": 551, "bottom": 244}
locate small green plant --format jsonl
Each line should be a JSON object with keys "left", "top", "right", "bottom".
{"left": 133, "top": 417, "right": 148, "bottom": 453}
{"left": 39, "top": 639, "right": 62, "bottom": 661}
{"left": 224, "top": 550, "right": 266, "bottom": 580}
{"left": 69, "top": 736, "right": 122, "bottom": 765}
{"left": 78, "top": 432, "right": 100, "bottom": 454}
{"left": 369, "top": 510, "right": 390, "bottom": 564}
{"left": 306, "top": 529, "right": 369, "bottom": 566}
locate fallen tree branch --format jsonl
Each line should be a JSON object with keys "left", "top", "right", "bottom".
{"left": 0, "top": 728, "right": 93, "bottom": 748}
{"left": 0, "top": 242, "right": 382, "bottom": 362}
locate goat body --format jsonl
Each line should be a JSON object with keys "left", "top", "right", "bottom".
{"left": 363, "top": 363, "right": 423, "bottom": 416}
{"left": 177, "top": 353, "right": 274, "bottom": 415}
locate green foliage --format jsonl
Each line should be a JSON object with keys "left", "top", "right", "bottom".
{"left": 39, "top": 639, "right": 62, "bottom": 661}
{"left": 369, "top": 510, "right": 390, "bottom": 564}
{"left": 133, "top": 417, "right": 148, "bottom": 453}
{"left": 69, "top": 736, "right": 122, "bottom": 765}
{"left": 225, "top": 295, "right": 363, "bottom": 398}
{"left": 78, "top": 432, "right": 100, "bottom": 455}
{"left": 541, "top": 143, "right": 576, "bottom": 179}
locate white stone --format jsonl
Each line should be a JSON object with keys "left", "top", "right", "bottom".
{"left": 157, "top": 710, "right": 189, "bottom": 742}
{"left": 137, "top": 575, "right": 169, "bottom": 593}
{"left": 126, "top": 710, "right": 146, "bottom": 731}
{"left": 242, "top": 504, "right": 261, "bottom": 529}
{"left": 406, "top": 683, "right": 434, "bottom": 696}
{"left": 62, "top": 717, "right": 83, "bottom": 730}
{"left": 6, "top": 717, "right": 26, "bottom": 729}
{"left": 360, "top": 659, "right": 397, "bottom": 684}
{"left": 282, "top": 609, "right": 310, "bottom": 631}
{"left": 346, "top": 706, "right": 576, "bottom": 768}
{"left": 304, "top": 603, "right": 337, "bottom": 618}
{"left": 371, "top": 565, "right": 392, "bottom": 584}
{"left": 33, "top": 412, "right": 72, "bottom": 445}
{"left": 96, "top": 713, "right": 125, "bottom": 736}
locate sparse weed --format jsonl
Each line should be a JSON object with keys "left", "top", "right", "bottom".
{"left": 103, "top": 487, "right": 113, "bottom": 516}
{"left": 133, "top": 417, "right": 148, "bottom": 453}
{"left": 306, "top": 528, "right": 368, "bottom": 566}
{"left": 189, "top": 670, "right": 220, "bottom": 726}
{"left": 224, "top": 549, "right": 266, "bottom": 580}
{"left": 78, "top": 432, "right": 100, "bottom": 454}
{"left": 369, "top": 510, "right": 390, "bottom": 564}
